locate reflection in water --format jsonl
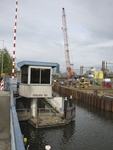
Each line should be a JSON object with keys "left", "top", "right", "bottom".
{"left": 20, "top": 121, "right": 76, "bottom": 150}
{"left": 20, "top": 91, "right": 113, "bottom": 150}
{"left": 62, "top": 121, "right": 75, "bottom": 141}
{"left": 76, "top": 100, "right": 113, "bottom": 122}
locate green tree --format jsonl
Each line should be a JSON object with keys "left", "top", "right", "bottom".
{"left": 0, "top": 47, "right": 17, "bottom": 75}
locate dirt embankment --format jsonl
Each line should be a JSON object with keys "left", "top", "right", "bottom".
{"left": 64, "top": 83, "right": 113, "bottom": 97}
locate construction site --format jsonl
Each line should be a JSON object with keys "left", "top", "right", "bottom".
{"left": 52, "top": 8, "right": 113, "bottom": 114}
{"left": 0, "top": 4, "right": 113, "bottom": 150}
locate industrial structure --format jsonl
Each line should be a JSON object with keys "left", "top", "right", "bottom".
{"left": 52, "top": 64, "right": 60, "bottom": 74}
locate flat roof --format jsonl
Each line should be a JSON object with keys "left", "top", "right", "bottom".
{"left": 17, "top": 61, "right": 59, "bottom": 68}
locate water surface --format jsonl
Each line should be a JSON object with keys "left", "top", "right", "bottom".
{"left": 20, "top": 93, "right": 113, "bottom": 150}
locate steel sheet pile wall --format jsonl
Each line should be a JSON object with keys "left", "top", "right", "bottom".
{"left": 52, "top": 85, "right": 113, "bottom": 112}
{"left": 53, "top": 84, "right": 77, "bottom": 99}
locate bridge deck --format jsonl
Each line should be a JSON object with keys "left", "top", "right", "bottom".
{"left": 0, "top": 91, "right": 11, "bottom": 150}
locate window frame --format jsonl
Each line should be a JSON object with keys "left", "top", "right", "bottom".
{"left": 20, "top": 65, "right": 28, "bottom": 84}
{"left": 28, "top": 66, "right": 52, "bottom": 85}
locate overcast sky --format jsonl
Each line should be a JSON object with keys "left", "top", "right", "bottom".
{"left": 0, "top": 0, "right": 113, "bottom": 73}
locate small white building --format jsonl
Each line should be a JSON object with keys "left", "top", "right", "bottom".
{"left": 17, "top": 61, "right": 59, "bottom": 98}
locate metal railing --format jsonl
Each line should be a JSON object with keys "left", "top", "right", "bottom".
{"left": 37, "top": 108, "right": 53, "bottom": 116}
{"left": 16, "top": 109, "right": 30, "bottom": 117}
{"left": 10, "top": 85, "right": 25, "bottom": 150}
{"left": 45, "top": 98, "right": 60, "bottom": 111}
{"left": 52, "top": 98, "right": 60, "bottom": 109}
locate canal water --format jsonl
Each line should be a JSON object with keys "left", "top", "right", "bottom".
{"left": 20, "top": 92, "right": 113, "bottom": 150}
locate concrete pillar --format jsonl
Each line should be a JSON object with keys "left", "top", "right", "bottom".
{"left": 30, "top": 98, "right": 37, "bottom": 118}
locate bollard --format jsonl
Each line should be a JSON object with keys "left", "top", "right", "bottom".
{"left": 64, "top": 97, "right": 67, "bottom": 119}
{"left": 64, "top": 97, "right": 67, "bottom": 111}
{"left": 69, "top": 95, "right": 73, "bottom": 107}
{"left": 45, "top": 145, "right": 51, "bottom": 150}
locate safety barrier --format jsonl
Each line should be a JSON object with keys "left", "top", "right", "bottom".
{"left": 53, "top": 84, "right": 113, "bottom": 112}
{"left": 1, "top": 79, "right": 4, "bottom": 90}
{"left": 10, "top": 86, "right": 25, "bottom": 150}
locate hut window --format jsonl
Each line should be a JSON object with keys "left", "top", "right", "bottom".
{"left": 21, "top": 66, "right": 28, "bottom": 84}
{"left": 41, "top": 69, "right": 50, "bottom": 84}
{"left": 30, "top": 68, "right": 40, "bottom": 84}
{"left": 30, "top": 67, "right": 51, "bottom": 84}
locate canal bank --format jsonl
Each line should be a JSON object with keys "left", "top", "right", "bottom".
{"left": 52, "top": 84, "right": 113, "bottom": 112}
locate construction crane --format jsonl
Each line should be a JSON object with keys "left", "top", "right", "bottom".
{"left": 62, "top": 8, "right": 74, "bottom": 79}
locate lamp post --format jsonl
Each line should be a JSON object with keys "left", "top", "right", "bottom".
{"left": 0, "top": 40, "right": 4, "bottom": 74}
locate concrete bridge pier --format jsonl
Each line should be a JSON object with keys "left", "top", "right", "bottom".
{"left": 30, "top": 98, "right": 37, "bottom": 118}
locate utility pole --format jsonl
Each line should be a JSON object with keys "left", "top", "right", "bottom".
{"left": 0, "top": 40, "right": 4, "bottom": 74}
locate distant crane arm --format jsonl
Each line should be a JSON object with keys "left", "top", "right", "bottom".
{"left": 62, "top": 8, "right": 73, "bottom": 79}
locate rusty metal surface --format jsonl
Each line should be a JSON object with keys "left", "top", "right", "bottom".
{"left": 29, "top": 115, "right": 66, "bottom": 128}
{"left": 53, "top": 84, "right": 113, "bottom": 112}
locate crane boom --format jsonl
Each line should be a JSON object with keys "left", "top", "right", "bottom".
{"left": 62, "top": 8, "right": 72, "bottom": 78}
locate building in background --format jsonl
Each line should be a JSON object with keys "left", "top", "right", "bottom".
{"left": 52, "top": 64, "right": 60, "bottom": 74}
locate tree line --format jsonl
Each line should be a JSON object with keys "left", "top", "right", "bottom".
{"left": 0, "top": 47, "right": 17, "bottom": 75}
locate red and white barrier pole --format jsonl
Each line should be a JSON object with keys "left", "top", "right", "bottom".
{"left": 1, "top": 80, "right": 4, "bottom": 90}
{"left": 12, "top": 0, "right": 18, "bottom": 78}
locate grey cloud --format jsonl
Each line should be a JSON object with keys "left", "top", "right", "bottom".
{"left": 0, "top": 0, "right": 113, "bottom": 72}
